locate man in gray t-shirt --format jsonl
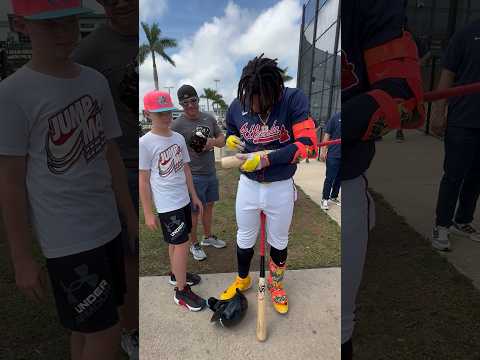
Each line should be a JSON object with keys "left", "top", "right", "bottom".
{"left": 171, "top": 85, "right": 226, "bottom": 261}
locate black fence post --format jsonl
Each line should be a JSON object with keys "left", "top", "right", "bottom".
{"left": 0, "top": 49, "right": 7, "bottom": 81}
{"left": 425, "top": 56, "right": 437, "bottom": 135}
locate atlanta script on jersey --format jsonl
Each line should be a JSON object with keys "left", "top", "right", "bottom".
{"left": 226, "top": 87, "right": 310, "bottom": 182}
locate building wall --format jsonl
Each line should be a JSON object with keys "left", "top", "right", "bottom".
{"left": 297, "top": 0, "right": 340, "bottom": 129}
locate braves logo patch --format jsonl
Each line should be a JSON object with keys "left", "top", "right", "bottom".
{"left": 239, "top": 120, "right": 291, "bottom": 144}
{"left": 159, "top": 144, "right": 183, "bottom": 177}
{"left": 341, "top": 50, "right": 360, "bottom": 91}
{"left": 46, "top": 95, "right": 106, "bottom": 175}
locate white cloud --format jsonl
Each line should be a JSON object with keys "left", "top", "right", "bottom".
{"left": 232, "top": 0, "right": 302, "bottom": 71}
{"left": 140, "top": 0, "right": 168, "bottom": 22}
{"left": 139, "top": 0, "right": 302, "bottom": 111}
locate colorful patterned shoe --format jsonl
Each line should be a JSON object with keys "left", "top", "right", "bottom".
{"left": 267, "top": 259, "right": 288, "bottom": 314}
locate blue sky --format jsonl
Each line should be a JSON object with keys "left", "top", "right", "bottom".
{"left": 139, "top": 0, "right": 304, "bottom": 109}
{"left": 146, "top": 0, "right": 281, "bottom": 43}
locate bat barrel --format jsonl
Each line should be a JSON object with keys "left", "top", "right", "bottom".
{"left": 318, "top": 139, "right": 342, "bottom": 148}
{"left": 424, "top": 82, "right": 480, "bottom": 102}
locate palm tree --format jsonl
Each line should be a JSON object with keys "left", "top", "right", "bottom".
{"left": 139, "top": 22, "right": 177, "bottom": 90}
{"left": 281, "top": 67, "right": 293, "bottom": 82}
{"left": 200, "top": 88, "right": 218, "bottom": 112}
{"left": 212, "top": 93, "right": 228, "bottom": 112}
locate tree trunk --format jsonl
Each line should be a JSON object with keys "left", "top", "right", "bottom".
{"left": 151, "top": 50, "right": 159, "bottom": 90}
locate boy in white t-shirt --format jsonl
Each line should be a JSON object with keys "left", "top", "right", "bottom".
{"left": 139, "top": 91, "right": 206, "bottom": 311}
{"left": 0, "top": 1, "right": 137, "bottom": 359}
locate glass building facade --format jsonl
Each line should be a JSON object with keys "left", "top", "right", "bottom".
{"left": 297, "top": 0, "right": 340, "bottom": 130}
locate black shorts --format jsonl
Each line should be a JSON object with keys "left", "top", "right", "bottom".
{"left": 159, "top": 203, "right": 192, "bottom": 245}
{"left": 45, "top": 234, "right": 126, "bottom": 333}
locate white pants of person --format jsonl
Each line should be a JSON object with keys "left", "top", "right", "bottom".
{"left": 235, "top": 174, "right": 297, "bottom": 250}
{"left": 341, "top": 175, "right": 375, "bottom": 344}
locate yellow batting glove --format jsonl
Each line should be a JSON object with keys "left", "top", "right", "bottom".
{"left": 236, "top": 153, "right": 270, "bottom": 172}
{"left": 226, "top": 135, "right": 245, "bottom": 151}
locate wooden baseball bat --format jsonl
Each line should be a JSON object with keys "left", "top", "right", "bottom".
{"left": 423, "top": 81, "right": 480, "bottom": 102}
{"left": 256, "top": 211, "right": 267, "bottom": 342}
{"left": 221, "top": 150, "right": 273, "bottom": 169}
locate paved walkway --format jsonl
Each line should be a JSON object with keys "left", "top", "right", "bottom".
{"left": 140, "top": 151, "right": 341, "bottom": 360}
{"left": 367, "top": 131, "right": 480, "bottom": 289}
{"left": 140, "top": 269, "right": 340, "bottom": 360}
{"left": 294, "top": 160, "right": 341, "bottom": 225}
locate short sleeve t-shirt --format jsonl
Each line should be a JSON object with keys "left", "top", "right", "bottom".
{"left": 0, "top": 65, "right": 122, "bottom": 258}
{"left": 72, "top": 25, "right": 139, "bottom": 161}
{"left": 325, "top": 112, "right": 341, "bottom": 159}
{"left": 171, "top": 112, "right": 221, "bottom": 176}
{"left": 139, "top": 131, "right": 191, "bottom": 213}
{"left": 442, "top": 20, "right": 480, "bottom": 129}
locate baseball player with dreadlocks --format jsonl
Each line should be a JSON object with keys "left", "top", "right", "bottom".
{"left": 218, "top": 54, "right": 318, "bottom": 315}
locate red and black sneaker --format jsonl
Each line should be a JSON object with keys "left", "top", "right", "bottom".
{"left": 169, "top": 272, "right": 201, "bottom": 286}
{"left": 174, "top": 285, "right": 206, "bottom": 311}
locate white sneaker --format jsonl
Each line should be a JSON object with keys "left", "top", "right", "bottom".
{"left": 329, "top": 198, "right": 341, "bottom": 206}
{"left": 431, "top": 226, "right": 450, "bottom": 251}
{"left": 121, "top": 329, "right": 139, "bottom": 360}
{"left": 451, "top": 222, "right": 480, "bottom": 242}
{"left": 321, "top": 199, "right": 329, "bottom": 210}
{"left": 201, "top": 235, "right": 226, "bottom": 248}
{"left": 190, "top": 243, "right": 207, "bottom": 261}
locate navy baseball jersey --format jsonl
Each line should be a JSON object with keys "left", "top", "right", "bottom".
{"left": 325, "top": 112, "right": 341, "bottom": 159}
{"left": 226, "top": 87, "right": 309, "bottom": 182}
{"left": 341, "top": 0, "right": 409, "bottom": 180}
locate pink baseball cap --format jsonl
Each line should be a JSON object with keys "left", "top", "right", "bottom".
{"left": 11, "top": 0, "right": 93, "bottom": 20}
{"left": 144, "top": 90, "right": 177, "bottom": 113}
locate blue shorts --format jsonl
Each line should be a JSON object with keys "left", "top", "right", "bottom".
{"left": 192, "top": 174, "right": 219, "bottom": 211}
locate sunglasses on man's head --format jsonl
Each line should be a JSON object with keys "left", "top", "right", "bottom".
{"left": 180, "top": 97, "right": 199, "bottom": 106}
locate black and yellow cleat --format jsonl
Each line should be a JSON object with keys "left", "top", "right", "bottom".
{"left": 219, "top": 275, "right": 252, "bottom": 300}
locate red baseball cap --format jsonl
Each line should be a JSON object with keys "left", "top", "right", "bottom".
{"left": 144, "top": 90, "right": 177, "bottom": 113}
{"left": 11, "top": 0, "right": 93, "bottom": 20}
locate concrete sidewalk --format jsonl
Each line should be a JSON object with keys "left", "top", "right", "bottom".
{"left": 367, "top": 131, "right": 480, "bottom": 289}
{"left": 294, "top": 160, "right": 341, "bottom": 225}
{"left": 140, "top": 269, "right": 340, "bottom": 360}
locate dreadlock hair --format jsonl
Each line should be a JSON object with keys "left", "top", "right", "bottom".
{"left": 237, "top": 54, "right": 285, "bottom": 115}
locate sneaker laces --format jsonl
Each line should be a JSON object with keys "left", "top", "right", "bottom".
{"left": 458, "top": 223, "right": 477, "bottom": 234}
{"left": 184, "top": 285, "right": 201, "bottom": 301}
{"left": 193, "top": 243, "right": 202, "bottom": 251}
